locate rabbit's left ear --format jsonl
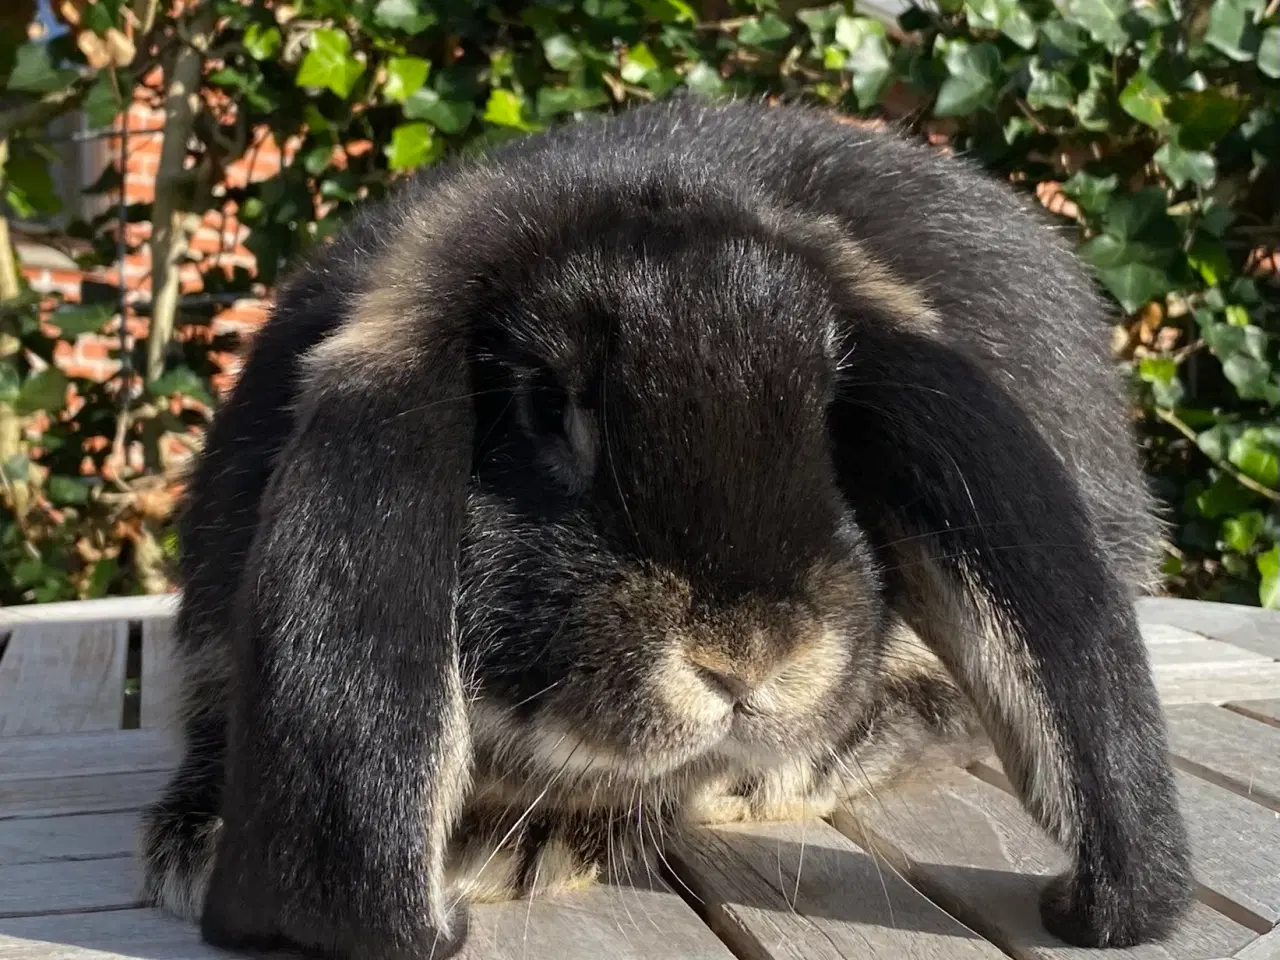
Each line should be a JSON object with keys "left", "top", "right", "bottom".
{"left": 199, "top": 282, "right": 477, "bottom": 960}
{"left": 828, "top": 324, "right": 1192, "bottom": 948}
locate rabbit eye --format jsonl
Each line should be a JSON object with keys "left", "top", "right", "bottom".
{"left": 524, "top": 366, "right": 568, "bottom": 438}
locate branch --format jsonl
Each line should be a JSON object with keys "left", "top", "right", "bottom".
{"left": 1155, "top": 407, "right": 1280, "bottom": 503}
{"left": 0, "top": 139, "right": 32, "bottom": 525}
{"left": 145, "top": 1, "right": 216, "bottom": 383}
{"left": 0, "top": 79, "right": 94, "bottom": 142}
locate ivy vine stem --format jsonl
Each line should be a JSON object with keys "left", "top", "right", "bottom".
{"left": 1155, "top": 406, "right": 1280, "bottom": 502}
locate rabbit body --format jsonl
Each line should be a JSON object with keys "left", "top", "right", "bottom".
{"left": 139, "top": 97, "right": 1190, "bottom": 959}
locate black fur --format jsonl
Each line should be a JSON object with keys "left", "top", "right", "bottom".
{"left": 140, "top": 95, "right": 1192, "bottom": 958}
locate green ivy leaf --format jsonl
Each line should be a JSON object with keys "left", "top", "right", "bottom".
{"left": 1097, "top": 263, "right": 1174, "bottom": 312}
{"left": 543, "top": 34, "right": 583, "bottom": 71}
{"left": 1103, "top": 187, "right": 1167, "bottom": 239}
{"left": 1222, "top": 355, "right": 1280, "bottom": 403}
{"left": 3, "top": 145, "right": 61, "bottom": 218}
{"left": 685, "top": 62, "right": 725, "bottom": 97}
{"left": 8, "top": 42, "right": 78, "bottom": 94}
{"left": 1061, "top": 170, "right": 1118, "bottom": 216}
{"left": 1188, "top": 236, "right": 1232, "bottom": 285}
{"left": 14, "top": 368, "right": 69, "bottom": 416}
{"left": 296, "top": 29, "right": 365, "bottom": 98}
{"left": 1119, "top": 70, "right": 1170, "bottom": 128}
{"left": 636, "top": 0, "right": 696, "bottom": 23}
{"left": 47, "top": 475, "right": 90, "bottom": 505}
{"left": 621, "top": 42, "right": 658, "bottom": 83}
{"left": 244, "top": 23, "right": 283, "bottom": 60}
{"left": 1040, "top": 19, "right": 1091, "bottom": 56}
{"left": 1195, "top": 472, "right": 1259, "bottom": 518}
{"left": 835, "top": 17, "right": 893, "bottom": 109}
{"left": 483, "top": 89, "right": 542, "bottom": 131}
{"left": 934, "top": 41, "right": 1002, "bottom": 116}
{"left": 383, "top": 56, "right": 430, "bottom": 102}
{"left": 1205, "top": 0, "right": 1264, "bottom": 61}
{"left": 738, "top": 14, "right": 792, "bottom": 46}
{"left": 1139, "top": 356, "right": 1185, "bottom": 407}
{"left": 82, "top": 74, "right": 122, "bottom": 129}
{"left": 1228, "top": 426, "right": 1280, "bottom": 489}
{"left": 1064, "top": 0, "right": 1130, "bottom": 54}
{"left": 537, "top": 85, "right": 609, "bottom": 116}
{"left": 0, "top": 365, "right": 19, "bottom": 403}
{"left": 1027, "top": 60, "right": 1075, "bottom": 109}
{"left": 403, "top": 89, "right": 474, "bottom": 132}
{"left": 1222, "top": 510, "right": 1265, "bottom": 553}
{"left": 385, "top": 122, "right": 440, "bottom": 170}
{"left": 150, "top": 367, "right": 214, "bottom": 406}
{"left": 1259, "top": 27, "right": 1280, "bottom": 78}
{"left": 50, "top": 304, "right": 113, "bottom": 339}
{"left": 373, "top": 0, "right": 436, "bottom": 34}
{"left": 1260, "top": 545, "right": 1280, "bottom": 609}
{"left": 1154, "top": 142, "right": 1217, "bottom": 188}
{"left": 1168, "top": 90, "right": 1247, "bottom": 149}
{"left": 965, "top": 0, "right": 1037, "bottom": 49}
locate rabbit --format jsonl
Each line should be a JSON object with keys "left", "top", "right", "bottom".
{"left": 137, "top": 94, "right": 1192, "bottom": 960}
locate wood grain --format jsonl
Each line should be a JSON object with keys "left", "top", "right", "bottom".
{"left": 0, "top": 623, "right": 128, "bottom": 737}
{"left": 1138, "top": 598, "right": 1280, "bottom": 661}
{"left": 0, "top": 813, "right": 142, "bottom": 866}
{"left": 1165, "top": 705, "right": 1280, "bottom": 811}
{"left": 1226, "top": 700, "right": 1280, "bottom": 728}
{"left": 0, "top": 908, "right": 235, "bottom": 959}
{"left": 1173, "top": 772, "right": 1280, "bottom": 928}
{"left": 0, "top": 730, "right": 178, "bottom": 783}
{"left": 0, "top": 771, "right": 169, "bottom": 820}
{"left": 0, "top": 857, "right": 142, "bottom": 918}
{"left": 0, "top": 595, "right": 176, "bottom": 628}
{"left": 1154, "top": 663, "right": 1280, "bottom": 707}
{"left": 1234, "top": 928, "right": 1280, "bottom": 959}
{"left": 673, "top": 817, "right": 1005, "bottom": 959}
{"left": 832, "top": 769, "right": 1257, "bottom": 960}
{"left": 138, "top": 619, "right": 179, "bottom": 732}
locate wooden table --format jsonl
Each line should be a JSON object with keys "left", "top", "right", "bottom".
{"left": 2, "top": 594, "right": 1279, "bottom": 960}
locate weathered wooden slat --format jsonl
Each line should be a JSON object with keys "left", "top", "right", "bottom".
{"left": 0, "top": 771, "right": 169, "bottom": 820}
{"left": 1165, "top": 705, "right": 1280, "bottom": 811}
{"left": 0, "top": 623, "right": 129, "bottom": 737}
{"left": 0, "top": 884, "right": 735, "bottom": 960}
{"left": 458, "top": 873, "right": 737, "bottom": 960}
{"left": 0, "top": 594, "right": 176, "bottom": 628}
{"left": 832, "top": 769, "right": 1257, "bottom": 960}
{"left": 0, "top": 908, "right": 230, "bottom": 960}
{"left": 0, "top": 813, "right": 141, "bottom": 866}
{"left": 1139, "top": 598, "right": 1280, "bottom": 661}
{"left": 1154, "top": 663, "right": 1280, "bottom": 707}
{"left": 0, "top": 857, "right": 142, "bottom": 919}
{"left": 1142, "top": 623, "right": 1214, "bottom": 645}
{"left": 1172, "top": 772, "right": 1280, "bottom": 928}
{"left": 1147, "top": 638, "right": 1275, "bottom": 668}
{"left": 673, "top": 817, "right": 1005, "bottom": 959}
{"left": 0, "top": 730, "right": 178, "bottom": 783}
{"left": 139, "top": 618, "right": 180, "bottom": 731}
{"left": 1226, "top": 700, "right": 1280, "bottom": 728}
{"left": 0, "top": 814, "right": 140, "bottom": 870}
{"left": 1234, "top": 928, "right": 1280, "bottom": 959}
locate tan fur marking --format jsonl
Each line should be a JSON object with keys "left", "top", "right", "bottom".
{"left": 301, "top": 169, "right": 499, "bottom": 380}
{"left": 780, "top": 212, "right": 941, "bottom": 334}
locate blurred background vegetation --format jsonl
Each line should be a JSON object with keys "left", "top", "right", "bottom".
{"left": 0, "top": 0, "right": 1277, "bottom": 608}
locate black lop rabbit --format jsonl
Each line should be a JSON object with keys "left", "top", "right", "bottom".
{"left": 139, "top": 96, "right": 1192, "bottom": 959}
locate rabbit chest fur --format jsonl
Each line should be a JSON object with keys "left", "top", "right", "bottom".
{"left": 139, "top": 98, "right": 1192, "bottom": 960}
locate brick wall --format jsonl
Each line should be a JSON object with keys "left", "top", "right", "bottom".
{"left": 16, "top": 70, "right": 283, "bottom": 390}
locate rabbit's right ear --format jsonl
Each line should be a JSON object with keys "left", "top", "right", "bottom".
{"left": 199, "top": 281, "right": 476, "bottom": 960}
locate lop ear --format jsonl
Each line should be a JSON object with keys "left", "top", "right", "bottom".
{"left": 830, "top": 327, "right": 1192, "bottom": 948}
{"left": 200, "top": 306, "right": 476, "bottom": 960}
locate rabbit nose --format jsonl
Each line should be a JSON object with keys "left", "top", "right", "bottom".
{"left": 694, "top": 664, "right": 759, "bottom": 705}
